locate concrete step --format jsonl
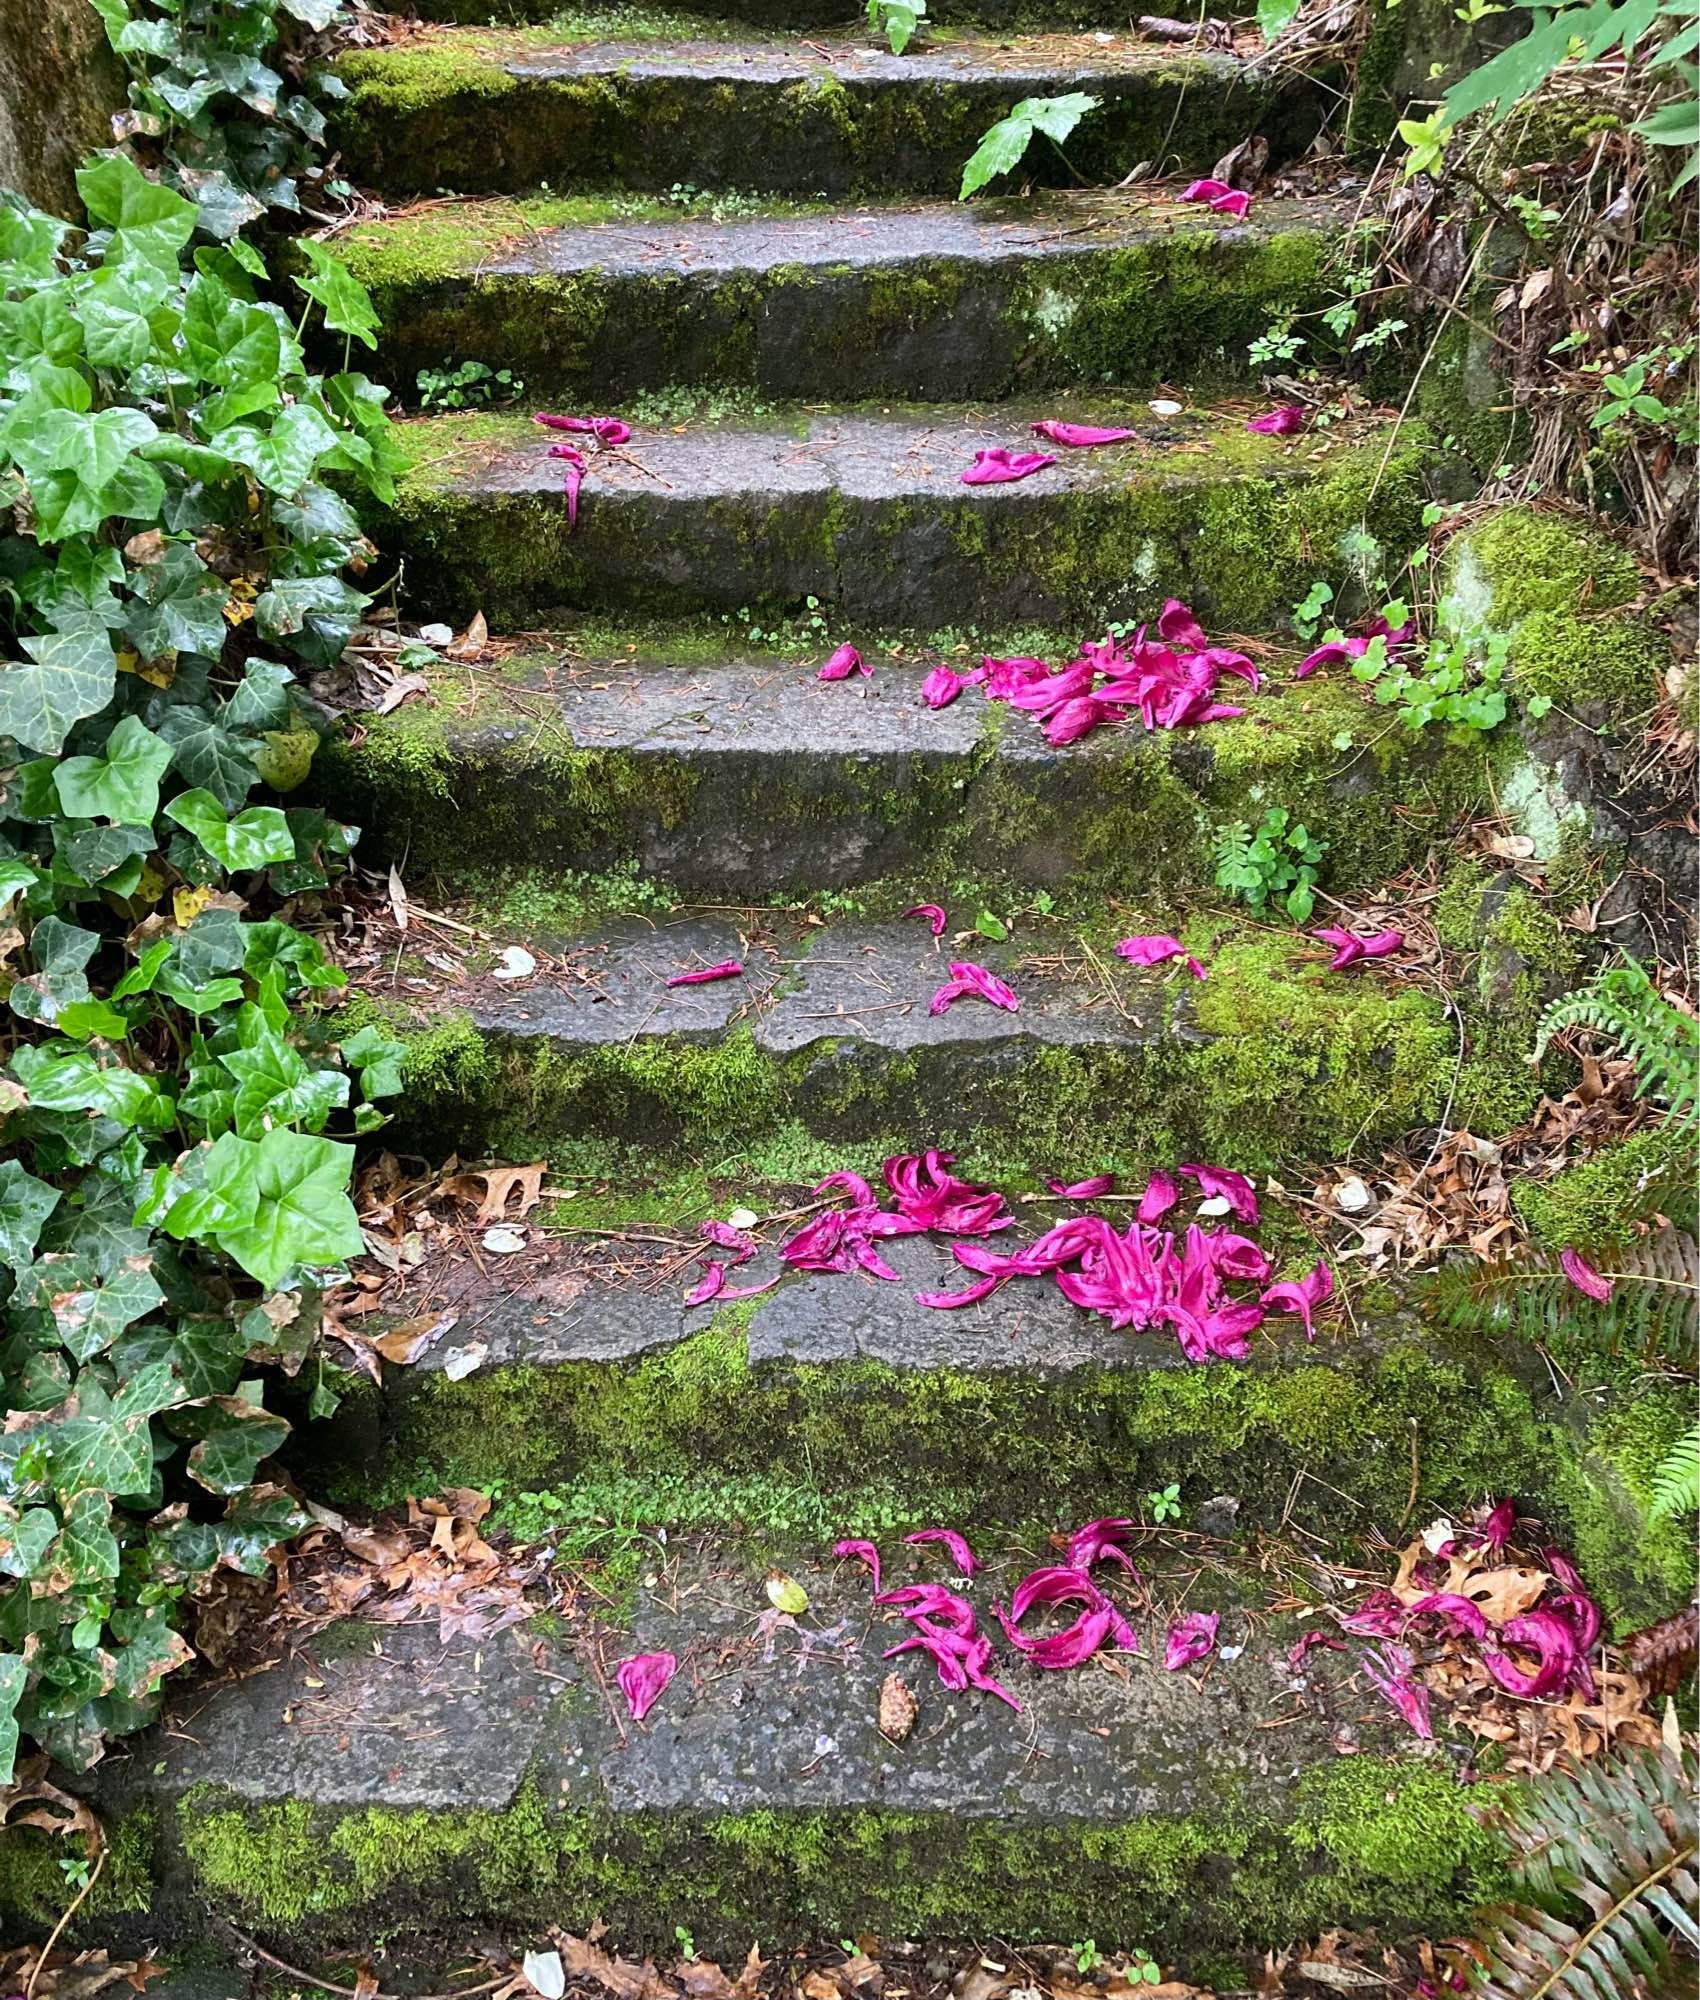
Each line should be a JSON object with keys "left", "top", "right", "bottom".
{"left": 334, "top": 28, "right": 1326, "bottom": 200}
{"left": 338, "top": 190, "right": 1349, "bottom": 407}
{"left": 72, "top": 1544, "right": 1500, "bottom": 1973}
{"left": 381, "top": 401, "right": 1440, "bottom": 631}
{"left": 319, "top": 638, "right": 1491, "bottom": 901}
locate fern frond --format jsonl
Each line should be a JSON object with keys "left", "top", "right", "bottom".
{"left": 1474, "top": 1740, "right": 1699, "bottom": 2000}
{"left": 1539, "top": 959, "right": 1700, "bottom": 1129}
{"left": 1421, "top": 1227, "right": 1699, "bottom": 1366}
{"left": 1648, "top": 1425, "right": 1700, "bottom": 1522}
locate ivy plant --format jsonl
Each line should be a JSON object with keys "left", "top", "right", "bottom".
{"left": 0, "top": 155, "right": 406, "bottom": 1777}
{"left": 959, "top": 94, "right": 1100, "bottom": 199}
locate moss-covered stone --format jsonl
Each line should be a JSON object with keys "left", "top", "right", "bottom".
{"left": 0, "top": 1806, "right": 155, "bottom": 1935}
{"left": 1513, "top": 1124, "right": 1698, "bottom": 1249}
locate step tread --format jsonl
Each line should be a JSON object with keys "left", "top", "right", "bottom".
{"left": 346, "top": 187, "right": 1347, "bottom": 284}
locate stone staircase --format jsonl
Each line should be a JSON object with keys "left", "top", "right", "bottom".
{"left": 19, "top": 4, "right": 1685, "bottom": 1981}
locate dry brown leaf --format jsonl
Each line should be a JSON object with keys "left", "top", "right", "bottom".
{"left": 443, "top": 1161, "right": 546, "bottom": 1224}
{"left": 447, "top": 610, "right": 489, "bottom": 659}
{"left": 353, "top": 1964, "right": 381, "bottom": 2000}
{"left": 800, "top": 1975, "right": 841, "bottom": 2000}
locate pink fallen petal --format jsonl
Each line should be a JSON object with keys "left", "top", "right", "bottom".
{"left": 931, "top": 960, "right": 1020, "bottom": 1015}
{"left": 914, "top": 1274, "right": 1005, "bottom": 1308}
{"left": 884, "top": 1630, "right": 969, "bottom": 1691}
{"left": 1288, "top": 1629, "right": 1347, "bottom": 1669}
{"left": 1338, "top": 1589, "right": 1406, "bottom": 1638}
{"left": 1031, "top": 420, "right": 1138, "bottom": 447}
{"left": 1178, "top": 1162, "right": 1258, "bottom": 1224}
{"left": 1294, "top": 638, "right": 1361, "bottom": 679}
{"left": 1021, "top": 1605, "right": 1115, "bottom": 1669}
{"left": 961, "top": 447, "right": 1056, "bottom": 485}
{"left": 1478, "top": 1497, "right": 1516, "bottom": 1551}
{"left": 981, "top": 655, "right": 1052, "bottom": 699}
{"left": 1247, "top": 404, "right": 1306, "bottom": 437}
{"left": 1362, "top": 1642, "right": 1433, "bottom": 1738}
{"left": 666, "top": 959, "right": 743, "bottom": 987}
{"left": 1116, "top": 933, "right": 1206, "bottom": 979}
{"left": 1559, "top": 1248, "right": 1614, "bottom": 1302}
{"left": 814, "top": 1168, "right": 880, "bottom": 1210}
{"left": 685, "top": 1263, "right": 725, "bottom": 1307}
{"left": 1180, "top": 178, "right": 1233, "bottom": 203}
{"left": 718, "top": 1274, "right": 782, "bottom": 1301}
{"left": 535, "top": 412, "right": 632, "bottom": 446}
{"left": 1136, "top": 1170, "right": 1180, "bottom": 1226}
{"left": 616, "top": 1650, "right": 677, "bottom": 1722}
{"left": 1045, "top": 695, "right": 1119, "bottom": 745}
{"left": 1067, "top": 1517, "right": 1137, "bottom": 1573}
{"left": 1209, "top": 188, "right": 1252, "bottom": 217}
{"left": 902, "top": 903, "right": 949, "bottom": 937}
{"left": 833, "top": 1539, "right": 882, "bottom": 1596}
{"left": 1403, "top": 1592, "right": 1491, "bottom": 1643}
{"left": 876, "top": 1583, "right": 977, "bottom": 1634}
{"left": 922, "top": 663, "right": 984, "bottom": 709}
{"left": 548, "top": 443, "right": 586, "bottom": 528}
{"left": 1156, "top": 599, "right": 1209, "bottom": 651}
{"left": 1360, "top": 929, "right": 1405, "bottom": 959}
{"left": 959, "top": 1632, "right": 1024, "bottom": 1712}
{"left": 1044, "top": 1174, "right": 1117, "bottom": 1199}
{"left": 1313, "top": 924, "right": 1366, "bottom": 971}
{"left": 1163, "top": 1611, "right": 1220, "bottom": 1671}
{"left": 700, "top": 1219, "right": 757, "bottom": 1265}
{"left": 851, "top": 1236, "right": 904, "bottom": 1283}
{"left": 905, "top": 1528, "right": 979, "bottom": 1575}
{"left": 1483, "top": 1610, "right": 1582, "bottom": 1700}
{"left": 1258, "top": 1258, "right": 1334, "bottom": 1339}
{"left": 818, "top": 643, "right": 868, "bottom": 682}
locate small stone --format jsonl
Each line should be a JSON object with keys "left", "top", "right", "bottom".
{"left": 878, "top": 1672, "right": 918, "bottom": 1742}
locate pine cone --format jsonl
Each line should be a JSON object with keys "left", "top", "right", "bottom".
{"left": 877, "top": 1672, "right": 918, "bottom": 1743}
{"left": 1622, "top": 1604, "right": 1700, "bottom": 1695}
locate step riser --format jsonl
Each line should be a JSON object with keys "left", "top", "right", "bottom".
{"left": 353, "top": 228, "right": 1335, "bottom": 405}
{"left": 385, "top": 442, "right": 1432, "bottom": 631}
{"left": 337, "top": 61, "right": 1324, "bottom": 201}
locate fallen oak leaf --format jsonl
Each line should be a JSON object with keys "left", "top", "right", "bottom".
{"left": 442, "top": 1161, "right": 546, "bottom": 1224}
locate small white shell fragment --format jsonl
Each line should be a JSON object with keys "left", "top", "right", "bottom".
{"left": 1149, "top": 398, "right": 1183, "bottom": 416}
{"left": 482, "top": 1224, "right": 527, "bottom": 1253}
{"left": 493, "top": 944, "right": 536, "bottom": 981}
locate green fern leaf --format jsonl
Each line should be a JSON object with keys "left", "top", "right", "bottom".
{"left": 1649, "top": 1425, "right": 1700, "bottom": 1520}
{"left": 1538, "top": 959, "right": 1700, "bottom": 1128}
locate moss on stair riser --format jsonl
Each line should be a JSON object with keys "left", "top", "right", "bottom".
{"left": 382, "top": 432, "right": 1434, "bottom": 632}
{"left": 340, "top": 227, "right": 1334, "bottom": 404}
{"left": 333, "top": 56, "right": 1325, "bottom": 200}
{"left": 13, "top": 1763, "right": 1502, "bottom": 1978}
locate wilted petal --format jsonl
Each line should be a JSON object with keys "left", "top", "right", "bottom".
{"left": 685, "top": 1263, "right": 726, "bottom": 1307}
{"left": 700, "top": 1219, "right": 757, "bottom": 1265}
{"left": 883, "top": 1630, "right": 969, "bottom": 1690}
{"left": 936, "top": 960, "right": 1020, "bottom": 1014}
{"left": 1362, "top": 1643, "right": 1433, "bottom": 1738}
{"left": 915, "top": 1274, "right": 1004, "bottom": 1308}
{"left": 961, "top": 447, "right": 1056, "bottom": 485}
{"left": 981, "top": 655, "right": 1052, "bottom": 700}
{"left": 1116, "top": 933, "right": 1206, "bottom": 979}
{"left": 1137, "top": 1170, "right": 1180, "bottom": 1225}
{"left": 833, "top": 1538, "right": 882, "bottom": 1595}
{"left": 1403, "top": 1591, "right": 1490, "bottom": 1643}
{"left": 1246, "top": 404, "right": 1305, "bottom": 437}
{"left": 1360, "top": 929, "right": 1405, "bottom": 959}
{"left": 818, "top": 643, "right": 867, "bottom": 682}
{"left": 548, "top": 443, "right": 586, "bottom": 528}
{"left": 535, "top": 412, "right": 632, "bottom": 446}
{"left": 1338, "top": 1588, "right": 1406, "bottom": 1638}
{"left": 902, "top": 903, "right": 949, "bottom": 937}
{"left": 852, "top": 1237, "right": 904, "bottom": 1283}
{"left": 1068, "top": 1517, "right": 1137, "bottom": 1573}
{"left": 1483, "top": 1609, "right": 1581, "bottom": 1699}
{"left": 1209, "top": 188, "right": 1252, "bottom": 217}
{"left": 1560, "top": 1248, "right": 1614, "bottom": 1302}
{"left": 1258, "top": 1258, "right": 1333, "bottom": 1338}
{"left": 1163, "top": 1611, "right": 1220, "bottom": 1671}
{"left": 1288, "top": 1629, "right": 1347, "bottom": 1669}
{"left": 922, "top": 663, "right": 984, "bottom": 709}
{"left": 1181, "top": 177, "right": 1233, "bottom": 203}
{"left": 666, "top": 959, "right": 743, "bottom": 987}
{"left": 960, "top": 1632, "right": 1024, "bottom": 1712}
{"left": 814, "top": 1169, "right": 879, "bottom": 1209}
{"left": 616, "top": 1650, "right": 678, "bottom": 1722}
{"left": 876, "top": 1583, "right": 977, "bottom": 1634}
{"left": 1045, "top": 694, "right": 1118, "bottom": 745}
{"left": 1178, "top": 1162, "right": 1258, "bottom": 1223}
{"left": 1313, "top": 924, "right": 1366, "bottom": 971}
{"left": 1156, "top": 598, "right": 1209, "bottom": 650}
{"left": 1031, "top": 419, "right": 1138, "bottom": 447}
{"left": 905, "top": 1528, "right": 979, "bottom": 1575}
{"left": 1294, "top": 639, "right": 1357, "bottom": 679}
{"left": 1044, "top": 1173, "right": 1117, "bottom": 1199}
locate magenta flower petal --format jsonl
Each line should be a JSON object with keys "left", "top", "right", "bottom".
{"left": 1116, "top": 934, "right": 1206, "bottom": 979}
{"left": 535, "top": 412, "right": 632, "bottom": 446}
{"left": 927, "top": 980, "right": 970, "bottom": 1016}
{"left": 1068, "top": 1517, "right": 1137, "bottom": 1573}
{"left": 1338, "top": 1589, "right": 1406, "bottom": 1638}
{"left": 666, "top": 959, "right": 743, "bottom": 987}
{"left": 902, "top": 902, "right": 949, "bottom": 937}
{"left": 616, "top": 1650, "right": 678, "bottom": 1722}
{"left": 1246, "top": 404, "right": 1305, "bottom": 437}
{"left": 1483, "top": 1609, "right": 1582, "bottom": 1699}
{"left": 960, "top": 447, "right": 1056, "bottom": 485}
{"left": 883, "top": 1630, "right": 970, "bottom": 1691}
{"left": 914, "top": 1274, "right": 1005, "bottom": 1308}
{"left": 1362, "top": 1642, "right": 1433, "bottom": 1738}
{"left": 548, "top": 443, "right": 586, "bottom": 528}
{"left": 1560, "top": 1248, "right": 1614, "bottom": 1302}
{"left": 1294, "top": 640, "right": 1355, "bottom": 679}
{"left": 1209, "top": 189, "right": 1252, "bottom": 217}
{"left": 1044, "top": 1173, "right": 1117, "bottom": 1199}
{"left": 1258, "top": 1258, "right": 1333, "bottom": 1339}
{"left": 1177, "top": 1162, "right": 1259, "bottom": 1223}
{"left": 961, "top": 1635, "right": 1024, "bottom": 1712}
{"left": 700, "top": 1219, "right": 757, "bottom": 1265}
{"left": 1031, "top": 420, "right": 1138, "bottom": 447}
{"left": 1045, "top": 694, "right": 1118, "bottom": 745}
{"left": 1181, "top": 178, "right": 1232, "bottom": 202}
{"left": 981, "top": 655, "right": 1052, "bottom": 699}
{"left": 852, "top": 1236, "right": 904, "bottom": 1283}
{"left": 932, "top": 960, "right": 1020, "bottom": 1014}
{"left": 1360, "top": 929, "right": 1405, "bottom": 959}
{"left": 1478, "top": 1497, "right": 1516, "bottom": 1551}
{"left": 1163, "top": 1610, "right": 1220, "bottom": 1671}
{"left": 814, "top": 1169, "right": 879, "bottom": 1210}
{"left": 834, "top": 1539, "right": 882, "bottom": 1595}
{"left": 685, "top": 1263, "right": 726, "bottom": 1307}
{"left": 1156, "top": 598, "right": 1209, "bottom": 651}
{"left": 905, "top": 1528, "right": 979, "bottom": 1575}
{"left": 1136, "top": 1170, "right": 1180, "bottom": 1225}
{"left": 1288, "top": 1629, "right": 1347, "bottom": 1669}
{"left": 818, "top": 643, "right": 867, "bottom": 682}
{"left": 876, "top": 1583, "right": 977, "bottom": 1635}
{"left": 1403, "top": 1591, "right": 1490, "bottom": 1643}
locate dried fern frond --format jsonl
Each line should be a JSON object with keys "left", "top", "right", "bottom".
{"left": 1539, "top": 959, "right": 1700, "bottom": 1131}
{"left": 1421, "top": 1227, "right": 1699, "bottom": 1365}
{"left": 1622, "top": 1606, "right": 1700, "bottom": 1695}
{"left": 1474, "top": 1739, "right": 1698, "bottom": 2000}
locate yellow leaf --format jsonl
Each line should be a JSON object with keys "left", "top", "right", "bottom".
{"left": 766, "top": 1574, "right": 808, "bottom": 1616}
{"left": 173, "top": 884, "right": 214, "bottom": 927}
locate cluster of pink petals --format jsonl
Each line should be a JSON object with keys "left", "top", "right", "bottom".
{"left": 837, "top": 1531, "right": 1022, "bottom": 1711}
{"left": 781, "top": 1150, "right": 1013, "bottom": 1286}
{"left": 995, "top": 1565, "right": 1138, "bottom": 1668}
{"left": 1295, "top": 612, "right": 1414, "bottom": 680}
{"left": 819, "top": 644, "right": 870, "bottom": 682}
{"left": 1116, "top": 933, "right": 1206, "bottom": 980}
{"left": 902, "top": 902, "right": 949, "bottom": 936}
{"left": 535, "top": 412, "right": 632, "bottom": 446}
{"left": 615, "top": 1650, "right": 677, "bottom": 1722}
{"left": 1180, "top": 177, "right": 1252, "bottom": 217}
{"left": 547, "top": 443, "right": 586, "bottom": 528}
{"left": 1560, "top": 1248, "right": 1614, "bottom": 1302}
{"left": 684, "top": 1216, "right": 781, "bottom": 1307}
{"left": 961, "top": 447, "right": 1056, "bottom": 485}
{"left": 1031, "top": 420, "right": 1138, "bottom": 447}
{"left": 666, "top": 959, "right": 743, "bottom": 987}
{"left": 930, "top": 959, "right": 1021, "bottom": 1016}
{"left": 1163, "top": 1610, "right": 1220, "bottom": 1671}
{"left": 1314, "top": 925, "right": 1404, "bottom": 971}
{"left": 1247, "top": 404, "right": 1306, "bottom": 437}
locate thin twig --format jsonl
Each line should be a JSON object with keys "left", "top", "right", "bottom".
{"left": 27, "top": 1848, "right": 106, "bottom": 2000}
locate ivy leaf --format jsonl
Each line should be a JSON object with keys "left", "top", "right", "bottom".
{"left": 0, "top": 1650, "right": 25, "bottom": 1782}
{"left": 211, "top": 1128, "right": 362, "bottom": 1288}
{"left": 0, "top": 627, "right": 118, "bottom": 755}
{"left": 75, "top": 151, "right": 197, "bottom": 270}
{"left": 48, "top": 1409, "right": 153, "bottom": 1502}
{"left": 55, "top": 999, "right": 131, "bottom": 1042}
{"left": 278, "top": 0, "right": 343, "bottom": 24}
{"left": 53, "top": 1488, "right": 121, "bottom": 1584}
{"left": 229, "top": 403, "right": 343, "bottom": 497}
{"left": 341, "top": 1022, "right": 405, "bottom": 1097}
{"left": 292, "top": 239, "right": 379, "bottom": 349}
{"left": 178, "top": 168, "right": 267, "bottom": 243}
{"left": 54, "top": 715, "right": 173, "bottom": 825}
{"left": 185, "top": 1395, "right": 290, "bottom": 1495}
{"left": 959, "top": 92, "right": 1099, "bottom": 197}
{"left": 0, "top": 1507, "right": 58, "bottom": 1581}
{"left": 164, "top": 788, "right": 295, "bottom": 870}
{"left": 223, "top": 1012, "right": 350, "bottom": 1137}
{"left": 18, "top": 1244, "right": 166, "bottom": 1361}
{"left": 1256, "top": 0, "right": 1301, "bottom": 36}
{"left": 106, "top": 1603, "right": 194, "bottom": 1702}
{"left": 9, "top": 916, "right": 98, "bottom": 1026}
{"left": 114, "top": 1319, "right": 246, "bottom": 1399}
{"left": 0, "top": 1160, "right": 62, "bottom": 1265}
{"left": 124, "top": 543, "right": 231, "bottom": 658}
{"left": 11, "top": 1041, "right": 176, "bottom": 1127}
{"left": 221, "top": 659, "right": 295, "bottom": 731}
{"left": 151, "top": 707, "right": 260, "bottom": 810}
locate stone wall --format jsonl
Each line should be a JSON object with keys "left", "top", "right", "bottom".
{"left": 0, "top": 0, "right": 122, "bottom": 218}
